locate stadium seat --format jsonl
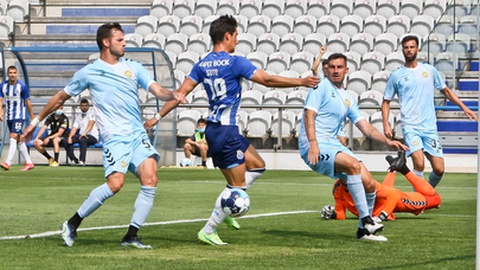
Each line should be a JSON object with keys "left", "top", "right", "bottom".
{"left": 349, "top": 32, "right": 374, "bottom": 56}
{"left": 346, "top": 89, "right": 359, "bottom": 102}
{"left": 422, "top": 33, "right": 446, "bottom": 55}
{"left": 172, "top": 0, "right": 194, "bottom": 18}
{"left": 236, "top": 32, "right": 257, "bottom": 55}
{"left": 194, "top": 0, "right": 216, "bottom": 19}
{"left": 290, "top": 51, "right": 314, "bottom": 75}
{"left": 263, "top": 90, "right": 287, "bottom": 113}
{"left": 445, "top": 33, "right": 472, "bottom": 53}
{"left": 386, "top": 15, "right": 410, "bottom": 37}
{"left": 142, "top": 33, "right": 166, "bottom": 49}
{"left": 373, "top": 32, "right": 398, "bottom": 56}
{"left": 307, "top": 0, "right": 330, "bottom": 17}
{"left": 191, "top": 89, "right": 209, "bottom": 104}
{"left": 158, "top": 15, "right": 180, "bottom": 37}
{"left": 177, "top": 109, "right": 202, "bottom": 136}
{"left": 435, "top": 15, "right": 456, "bottom": 37}
{"left": 423, "top": 0, "right": 447, "bottom": 19}
{"left": 217, "top": 0, "right": 240, "bottom": 16}
{"left": 303, "top": 33, "right": 327, "bottom": 55}
{"left": 376, "top": 0, "right": 399, "bottom": 19}
{"left": 271, "top": 110, "right": 297, "bottom": 138}
{"left": 285, "top": 89, "right": 308, "bottom": 115}
{"left": 236, "top": 109, "right": 249, "bottom": 135}
{"left": 245, "top": 110, "right": 272, "bottom": 138}
{"left": 247, "top": 15, "right": 271, "bottom": 37}
{"left": 238, "top": 0, "right": 261, "bottom": 19}
{"left": 346, "top": 70, "right": 372, "bottom": 95}
{"left": 261, "top": 0, "right": 284, "bottom": 19}
{"left": 285, "top": 0, "right": 307, "bottom": 18}
{"left": 385, "top": 51, "right": 405, "bottom": 72}
{"left": 271, "top": 15, "right": 294, "bottom": 37}
{"left": 187, "top": 32, "right": 211, "bottom": 55}
{"left": 6, "top": 0, "right": 29, "bottom": 21}
{"left": 327, "top": 33, "right": 350, "bottom": 53}
{"left": 201, "top": 15, "right": 216, "bottom": 34}
{"left": 164, "top": 33, "right": 188, "bottom": 54}
{"left": 247, "top": 51, "right": 268, "bottom": 70}
{"left": 363, "top": 14, "right": 387, "bottom": 37}
{"left": 0, "top": 1, "right": 7, "bottom": 15}
{"left": 470, "top": 3, "right": 479, "bottom": 16}
{"left": 176, "top": 51, "right": 199, "bottom": 74}
{"left": 256, "top": 33, "right": 280, "bottom": 55}
{"left": 410, "top": 15, "right": 435, "bottom": 39}
{"left": 370, "top": 111, "right": 394, "bottom": 150}
{"left": 434, "top": 52, "right": 457, "bottom": 76}
{"left": 164, "top": 50, "right": 177, "bottom": 67}
{"left": 135, "top": 15, "right": 158, "bottom": 37}
{"left": 330, "top": 0, "right": 352, "bottom": 18}
{"left": 371, "top": 70, "right": 391, "bottom": 93}
{"left": 173, "top": 70, "right": 186, "bottom": 89}
{"left": 458, "top": 16, "right": 478, "bottom": 38}
{"left": 267, "top": 51, "right": 291, "bottom": 74}
{"left": 124, "top": 33, "right": 143, "bottom": 48}
{"left": 0, "top": 15, "right": 14, "bottom": 39}
{"left": 279, "top": 33, "right": 303, "bottom": 55}
{"left": 344, "top": 51, "right": 362, "bottom": 73}
{"left": 151, "top": 0, "right": 173, "bottom": 18}
{"left": 339, "top": 14, "right": 363, "bottom": 37}
{"left": 399, "top": 0, "right": 422, "bottom": 19}
{"left": 358, "top": 90, "right": 383, "bottom": 116}
{"left": 317, "top": 15, "right": 340, "bottom": 37}
{"left": 293, "top": 15, "right": 316, "bottom": 37}
{"left": 235, "top": 14, "right": 249, "bottom": 34}
{"left": 241, "top": 89, "right": 264, "bottom": 107}
{"left": 352, "top": 0, "right": 375, "bottom": 19}
{"left": 179, "top": 15, "right": 203, "bottom": 36}
{"left": 447, "top": 0, "right": 471, "bottom": 17}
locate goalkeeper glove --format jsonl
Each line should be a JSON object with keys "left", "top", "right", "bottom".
{"left": 321, "top": 205, "right": 337, "bottom": 219}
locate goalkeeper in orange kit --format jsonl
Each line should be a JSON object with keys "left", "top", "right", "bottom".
{"left": 321, "top": 151, "right": 442, "bottom": 221}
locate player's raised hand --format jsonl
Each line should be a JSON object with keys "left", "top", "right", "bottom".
{"left": 302, "top": 76, "right": 320, "bottom": 88}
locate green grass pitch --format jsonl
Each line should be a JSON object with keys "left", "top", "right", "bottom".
{"left": 0, "top": 166, "right": 476, "bottom": 269}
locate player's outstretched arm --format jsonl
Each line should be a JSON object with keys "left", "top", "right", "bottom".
{"left": 441, "top": 86, "right": 478, "bottom": 121}
{"left": 23, "top": 90, "right": 71, "bottom": 141}
{"left": 381, "top": 99, "right": 393, "bottom": 139}
{"left": 144, "top": 78, "right": 196, "bottom": 130}
{"left": 250, "top": 69, "right": 319, "bottom": 89}
{"left": 356, "top": 119, "right": 409, "bottom": 151}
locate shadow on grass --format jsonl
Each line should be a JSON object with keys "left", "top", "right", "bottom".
{"left": 359, "top": 254, "right": 475, "bottom": 270}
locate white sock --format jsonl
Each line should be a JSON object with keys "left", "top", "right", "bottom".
{"left": 18, "top": 141, "right": 32, "bottom": 164}
{"left": 202, "top": 188, "right": 229, "bottom": 234}
{"left": 6, "top": 138, "right": 17, "bottom": 164}
{"left": 245, "top": 168, "right": 265, "bottom": 189}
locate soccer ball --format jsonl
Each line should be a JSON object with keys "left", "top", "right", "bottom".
{"left": 180, "top": 158, "right": 192, "bottom": 167}
{"left": 221, "top": 188, "right": 250, "bottom": 217}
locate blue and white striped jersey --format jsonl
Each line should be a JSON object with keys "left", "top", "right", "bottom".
{"left": 0, "top": 79, "right": 30, "bottom": 120}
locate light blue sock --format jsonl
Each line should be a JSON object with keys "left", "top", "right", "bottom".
{"left": 366, "top": 191, "right": 376, "bottom": 216}
{"left": 412, "top": 169, "right": 424, "bottom": 179}
{"left": 130, "top": 186, "right": 157, "bottom": 229}
{"left": 245, "top": 168, "right": 265, "bottom": 189}
{"left": 428, "top": 172, "right": 443, "bottom": 188}
{"left": 78, "top": 183, "right": 114, "bottom": 218}
{"left": 347, "top": 174, "right": 369, "bottom": 229}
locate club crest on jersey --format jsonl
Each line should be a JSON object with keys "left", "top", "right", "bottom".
{"left": 124, "top": 70, "right": 133, "bottom": 78}
{"left": 345, "top": 99, "right": 351, "bottom": 107}
{"left": 236, "top": 150, "right": 244, "bottom": 160}
{"left": 120, "top": 160, "right": 127, "bottom": 168}
{"left": 403, "top": 75, "right": 409, "bottom": 82}
{"left": 422, "top": 71, "right": 429, "bottom": 78}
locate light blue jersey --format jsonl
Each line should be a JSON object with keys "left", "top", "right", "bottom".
{"left": 0, "top": 79, "right": 30, "bottom": 121}
{"left": 63, "top": 58, "right": 155, "bottom": 141}
{"left": 384, "top": 63, "right": 446, "bottom": 131}
{"left": 188, "top": 51, "right": 257, "bottom": 126}
{"left": 298, "top": 79, "right": 364, "bottom": 156}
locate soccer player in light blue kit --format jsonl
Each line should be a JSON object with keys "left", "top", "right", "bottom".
{"left": 0, "top": 65, "right": 35, "bottom": 171}
{"left": 22, "top": 23, "right": 185, "bottom": 249}
{"left": 382, "top": 35, "right": 477, "bottom": 188}
{"left": 145, "top": 15, "right": 319, "bottom": 245}
{"left": 299, "top": 53, "right": 408, "bottom": 241}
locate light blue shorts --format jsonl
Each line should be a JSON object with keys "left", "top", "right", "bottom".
{"left": 300, "top": 140, "right": 359, "bottom": 181}
{"left": 403, "top": 128, "right": 443, "bottom": 158}
{"left": 102, "top": 132, "right": 160, "bottom": 178}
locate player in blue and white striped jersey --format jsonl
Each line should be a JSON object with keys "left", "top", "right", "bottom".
{"left": 0, "top": 65, "right": 35, "bottom": 171}
{"left": 146, "top": 15, "right": 319, "bottom": 246}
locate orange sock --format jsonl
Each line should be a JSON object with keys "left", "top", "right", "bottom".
{"left": 381, "top": 171, "right": 397, "bottom": 188}
{"left": 405, "top": 171, "right": 436, "bottom": 196}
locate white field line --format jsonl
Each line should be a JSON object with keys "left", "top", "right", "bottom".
{"left": 0, "top": 210, "right": 318, "bottom": 241}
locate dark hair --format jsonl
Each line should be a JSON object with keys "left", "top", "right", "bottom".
{"left": 197, "top": 118, "right": 206, "bottom": 124}
{"left": 80, "top": 98, "right": 89, "bottom": 104}
{"left": 96, "top": 23, "right": 124, "bottom": 50}
{"left": 321, "top": 59, "right": 329, "bottom": 66}
{"left": 209, "top": 15, "right": 237, "bottom": 45}
{"left": 401, "top": 35, "right": 419, "bottom": 47}
{"left": 7, "top": 65, "right": 17, "bottom": 72}
{"left": 327, "top": 53, "right": 347, "bottom": 65}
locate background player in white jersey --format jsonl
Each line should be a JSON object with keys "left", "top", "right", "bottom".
{"left": 299, "top": 53, "right": 408, "bottom": 241}
{"left": 382, "top": 35, "right": 477, "bottom": 188}
{"left": 144, "top": 15, "right": 319, "bottom": 246}
{"left": 23, "top": 23, "right": 185, "bottom": 249}
{"left": 0, "top": 65, "right": 35, "bottom": 171}
{"left": 63, "top": 98, "right": 99, "bottom": 166}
